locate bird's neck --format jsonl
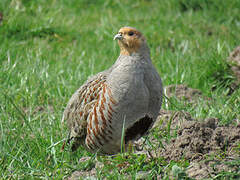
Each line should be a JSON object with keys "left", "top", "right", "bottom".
{"left": 119, "top": 44, "right": 150, "bottom": 59}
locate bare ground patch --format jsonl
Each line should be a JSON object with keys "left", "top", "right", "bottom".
{"left": 164, "top": 84, "right": 211, "bottom": 104}
{"left": 152, "top": 112, "right": 240, "bottom": 179}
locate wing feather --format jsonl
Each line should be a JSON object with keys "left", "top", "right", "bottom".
{"left": 62, "top": 74, "right": 107, "bottom": 150}
{"left": 85, "top": 83, "right": 117, "bottom": 152}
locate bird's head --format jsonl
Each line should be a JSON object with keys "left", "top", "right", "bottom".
{"left": 114, "top": 27, "right": 149, "bottom": 56}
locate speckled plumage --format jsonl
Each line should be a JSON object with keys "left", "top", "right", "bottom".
{"left": 62, "top": 27, "right": 163, "bottom": 154}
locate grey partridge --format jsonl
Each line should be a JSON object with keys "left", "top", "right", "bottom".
{"left": 62, "top": 27, "right": 163, "bottom": 154}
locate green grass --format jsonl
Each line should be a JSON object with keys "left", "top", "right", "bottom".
{"left": 1, "top": 0, "right": 240, "bottom": 179}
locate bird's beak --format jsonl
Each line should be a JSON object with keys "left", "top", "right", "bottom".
{"left": 114, "top": 33, "right": 123, "bottom": 40}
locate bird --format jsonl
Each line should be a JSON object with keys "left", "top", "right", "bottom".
{"left": 62, "top": 27, "right": 163, "bottom": 155}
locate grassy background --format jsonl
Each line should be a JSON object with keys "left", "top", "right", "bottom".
{"left": 0, "top": 0, "right": 240, "bottom": 178}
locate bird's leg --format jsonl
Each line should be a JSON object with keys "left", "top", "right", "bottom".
{"left": 127, "top": 140, "right": 135, "bottom": 153}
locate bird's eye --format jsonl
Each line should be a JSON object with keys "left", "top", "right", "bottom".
{"left": 128, "top": 31, "right": 134, "bottom": 36}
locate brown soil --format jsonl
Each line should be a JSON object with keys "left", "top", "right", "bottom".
{"left": 157, "top": 116, "right": 240, "bottom": 179}
{"left": 165, "top": 84, "right": 210, "bottom": 104}
{"left": 69, "top": 170, "right": 97, "bottom": 180}
{"left": 135, "top": 110, "right": 239, "bottom": 179}
{"left": 159, "top": 118, "right": 240, "bottom": 161}
{"left": 154, "top": 110, "right": 194, "bottom": 130}
{"left": 186, "top": 158, "right": 240, "bottom": 179}
{"left": 67, "top": 157, "right": 98, "bottom": 180}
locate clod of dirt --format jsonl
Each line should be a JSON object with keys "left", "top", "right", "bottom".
{"left": 160, "top": 118, "right": 240, "bottom": 161}
{"left": 156, "top": 115, "right": 240, "bottom": 179}
{"left": 68, "top": 170, "right": 97, "bottom": 180}
{"left": 186, "top": 158, "right": 240, "bottom": 179}
{"left": 134, "top": 110, "right": 196, "bottom": 160}
{"left": 154, "top": 110, "right": 194, "bottom": 130}
{"left": 68, "top": 157, "right": 99, "bottom": 180}
{"left": 165, "top": 84, "right": 210, "bottom": 104}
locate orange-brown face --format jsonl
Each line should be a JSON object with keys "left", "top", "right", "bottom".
{"left": 114, "top": 27, "right": 146, "bottom": 55}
